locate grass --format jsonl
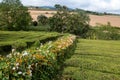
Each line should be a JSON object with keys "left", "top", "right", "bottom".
{"left": 62, "top": 39, "right": 120, "bottom": 80}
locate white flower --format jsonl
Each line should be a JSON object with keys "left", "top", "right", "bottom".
{"left": 12, "top": 67, "right": 16, "bottom": 70}
{"left": 39, "top": 49, "right": 42, "bottom": 52}
{"left": 17, "top": 52, "right": 20, "bottom": 55}
{"left": 28, "top": 65, "right": 31, "bottom": 69}
{"left": 46, "top": 50, "right": 49, "bottom": 53}
{"left": 12, "top": 49, "right": 16, "bottom": 53}
{"left": 30, "top": 73, "right": 32, "bottom": 76}
{"left": 18, "top": 71, "right": 22, "bottom": 74}
{"left": 22, "top": 51, "right": 28, "bottom": 56}
{"left": 6, "top": 54, "right": 12, "bottom": 58}
{"left": 16, "top": 63, "right": 19, "bottom": 66}
{"left": 35, "top": 63, "right": 38, "bottom": 66}
{"left": 29, "top": 70, "right": 32, "bottom": 76}
{"left": 23, "top": 73, "right": 26, "bottom": 76}
{"left": 16, "top": 66, "right": 19, "bottom": 69}
{"left": 40, "top": 43, "right": 43, "bottom": 47}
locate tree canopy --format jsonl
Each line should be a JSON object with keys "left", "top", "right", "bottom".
{"left": 49, "top": 4, "right": 90, "bottom": 36}
{"left": 0, "top": 0, "right": 32, "bottom": 31}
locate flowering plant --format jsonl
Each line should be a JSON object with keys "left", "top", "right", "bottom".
{"left": 0, "top": 34, "right": 76, "bottom": 80}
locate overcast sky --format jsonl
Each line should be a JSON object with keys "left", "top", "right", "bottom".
{"left": 0, "top": 0, "right": 120, "bottom": 14}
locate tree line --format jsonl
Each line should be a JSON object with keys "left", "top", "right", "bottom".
{"left": 0, "top": 0, "right": 90, "bottom": 36}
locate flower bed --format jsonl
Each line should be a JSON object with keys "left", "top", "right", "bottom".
{"left": 0, "top": 34, "right": 76, "bottom": 80}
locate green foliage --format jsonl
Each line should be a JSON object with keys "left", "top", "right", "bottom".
{"left": 62, "top": 39, "right": 120, "bottom": 80}
{"left": 32, "top": 21, "right": 38, "bottom": 26}
{"left": 0, "top": 31, "right": 61, "bottom": 55}
{"left": 86, "top": 24, "right": 120, "bottom": 40}
{"left": 0, "top": 34, "right": 76, "bottom": 80}
{"left": 0, "top": 0, "right": 32, "bottom": 31}
{"left": 12, "top": 41, "right": 27, "bottom": 51}
{"left": 32, "top": 40, "right": 40, "bottom": 47}
{"left": 28, "top": 25, "right": 50, "bottom": 31}
{"left": 37, "top": 15, "right": 48, "bottom": 25}
{"left": 49, "top": 4, "right": 90, "bottom": 36}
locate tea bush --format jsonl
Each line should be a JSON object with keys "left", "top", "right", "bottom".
{"left": 0, "top": 34, "right": 76, "bottom": 80}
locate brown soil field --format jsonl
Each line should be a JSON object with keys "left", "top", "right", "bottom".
{"left": 29, "top": 10, "right": 120, "bottom": 27}
{"left": 28, "top": 10, "right": 56, "bottom": 21}
{"left": 90, "top": 15, "right": 120, "bottom": 27}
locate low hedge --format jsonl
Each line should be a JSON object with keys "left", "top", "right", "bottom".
{"left": 0, "top": 34, "right": 76, "bottom": 80}
{"left": 0, "top": 35, "right": 61, "bottom": 55}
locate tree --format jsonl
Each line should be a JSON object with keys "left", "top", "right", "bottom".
{"left": 32, "top": 21, "right": 38, "bottom": 26}
{"left": 0, "top": 0, "right": 32, "bottom": 31}
{"left": 49, "top": 4, "right": 90, "bottom": 36}
{"left": 37, "top": 15, "right": 48, "bottom": 25}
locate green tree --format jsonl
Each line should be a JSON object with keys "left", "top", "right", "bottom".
{"left": 37, "top": 15, "right": 48, "bottom": 25}
{"left": 49, "top": 4, "right": 90, "bottom": 36}
{"left": 0, "top": 0, "right": 32, "bottom": 31}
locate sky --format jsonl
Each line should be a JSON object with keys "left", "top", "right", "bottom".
{"left": 0, "top": 0, "right": 120, "bottom": 14}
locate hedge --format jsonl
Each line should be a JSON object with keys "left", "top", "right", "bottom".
{"left": 0, "top": 34, "right": 61, "bottom": 55}
{"left": 0, "top": 34, "right": 76, "bottom": 80}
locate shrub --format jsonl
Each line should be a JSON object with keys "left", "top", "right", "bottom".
{"left": 27, "top": 25, "right": 50, "bottom": 31}
{"left": 32, "top": 21, "right": 38, "bottom": 26}
{"left": 0, "top": 34, "right": 76, "bottom": 80}
{"left": 12, "top": 41, "right": 27, "bottom": 51}
{"left": 49, "top": 4, "right": 90, "bottom": 36}
{"left": 37, "top": 15, "right": 48, "bottom": 25}
{"left": 0, "top": 0, "right": 32, "bottom": 31}
{"left": 86, "top": 24, "right": 120, "bottom": 40}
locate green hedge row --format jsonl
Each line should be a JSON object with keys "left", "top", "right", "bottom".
{"left": 0, "top": 34, "right": 76, "bottom": 80}
{"left": 0, "top": 35, "right": 61, "bottom": 56}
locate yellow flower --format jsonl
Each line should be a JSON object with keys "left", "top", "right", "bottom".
{"left": 16, "top": 58, "right": 22, "bottom": 63}
{"left": 33, "top": 54, "right": 44, "bottom": 60}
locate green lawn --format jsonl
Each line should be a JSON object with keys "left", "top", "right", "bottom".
{"left": 0, "top": 31, "right": 60, "bottom": 46}
{"left": 63, "top": 39, "right": 120, "bottom": 80}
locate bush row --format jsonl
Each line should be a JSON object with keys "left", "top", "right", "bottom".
{"left": 0, "top": 34, "right": 61, "bottom": 56}
{"left": 85, "top": 25, "right": 120, "bottom": 40}
{"left": 0, "top": 34, "right": 76, "bottom": 80}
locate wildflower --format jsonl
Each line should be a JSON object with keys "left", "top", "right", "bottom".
{"left": 29, "top": 70, "right": 32, "bottom": 77}
{"left": 30, "top": 73, "right": 32, "bottom": 77}
{"left": 6, "top": 54, "right": 12, "bottom": 58}
{"left": 18, "top": 71, "right": 22, "bottom": 74}
{"left": 40, "top": 43, "right": 43, "bottom": 47}
{"left": 12, "top": 48, "right": 16, "bottom": 53}
{"left": 12, "top": 67, "right": 16, "bottom": 70}
{"left": 28, "top": 65, "right": 31, "bottom": 69}
{"left": 27, "top": 70, "right": 32, "bottom": 76}
{"left": 22, "top": 51, "right": 29, "bottom": 56}
{"left": 17, "top": 52, "right": 20, "bottom": 55}
{"left": 16, "top": 66, "right": 19, "bottom": 69}
{"left": 16, "top": 59, "right": 22, "bottom": 63}
{"left": 16, "top": 63, "right": 19, "bottom": 66}
{"left": 35, "top": 63, "right": 38, "bottom": 67}
{"left": 46, "top": 50, "right": 49, "bottom": 53}
{"left": 22, "top": 73, "right": 26, "bottom": 76}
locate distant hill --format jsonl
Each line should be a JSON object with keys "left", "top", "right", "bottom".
{"left": 39, "top": 6, "right": 56, "bottom": 10}
{"left": 74, "top": 9, "right": 120, "bottom": 16}
{"left": 27, "top": 6, "right": 120, "bottom": 16}
{"left": 27, "top": 6, "right": 73, "bottom": 11}
{"left": 27, "top": 6, "right": 56, "bottom": 10}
